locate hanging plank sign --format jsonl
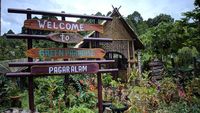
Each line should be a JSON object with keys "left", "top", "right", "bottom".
{"left": 24, "top": 19, "right": 103, "bottom": 33}
{"left": 25, "top": 48, "right": 105, "bottom": 59}
{"left": 47, "top": 33, "right": 83, "bottom": 44}
{"left": 31, "top": 63, "right": 99, "bottom": 75}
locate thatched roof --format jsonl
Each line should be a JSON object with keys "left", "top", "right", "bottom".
{"left": 111, "top": 8, "right": 144, "bottom": 49}
{"left": 76, "top": 8, "right": 144, "bottom": 50}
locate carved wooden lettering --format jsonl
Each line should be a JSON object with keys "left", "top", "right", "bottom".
{"left": 48, "top": 33, "right": 83, "bottom": 44}
{"left": 31, "top": 63, "right": 99, "bottom": 74}
{"left": 24, "top": 19, "right": 103, "bottom": 33}
{"left": 25, "top": 48, "right": 105, "bottom": 59}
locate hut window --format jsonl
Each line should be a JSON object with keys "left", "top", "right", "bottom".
{"left": 104, "top": 52, "right": 128, "bottom": 70}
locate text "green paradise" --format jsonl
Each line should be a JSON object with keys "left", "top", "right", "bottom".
{"left": 39, "top": 49, "right": 94, "bottom": 58}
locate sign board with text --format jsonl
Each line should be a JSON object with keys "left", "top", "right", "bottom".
{"left": 24, "top": 19, "right": 103, "bottom": 33}
{"left": 25, "top": 48, "right": 105, "bottom": 59}
{"left": 31, "top": 63, "right": 99, "bottom": 75}
{"left": 48, "top": 33, "right": 83, "bottom": 44}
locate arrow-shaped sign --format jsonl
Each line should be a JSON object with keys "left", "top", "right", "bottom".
{"left": 47, "top": 33, "right": 83, "bottom": 44}
{"left": 24, "top": 19, "right": 103, "bottom": 33}
{"left": 25, "top": 48, "right": 105, "bottom": 59}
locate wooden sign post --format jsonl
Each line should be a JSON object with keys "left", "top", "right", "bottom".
{"left": 31, "top": 63, "right": 99, "bottom": 75}
{"left": 48, "top": 33, "right": 83, "bottom": 44}
{"left": 25, "top": 48, "right": 105, "bottom": 59}
{"left": 7, "top": 8, "right": 115, "bottom": 113}
{"left": 24, "top": 19, "right": 103, "bottom": 33}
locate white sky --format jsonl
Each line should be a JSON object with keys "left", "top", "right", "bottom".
{"left": 1, "top": 0, "right": 195, "bottom": 35}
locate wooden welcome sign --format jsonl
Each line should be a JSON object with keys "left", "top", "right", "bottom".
{"left": 25, "top": 48, "right": 105, "bottom": 59}
{"left": 48, "top": 33, "right": 83, "bottom": 44}
{"left": 31, "top": 63, "right": 99, "bottom": 75}
{"left": 7, "top": 8, "right": 114, "bottom": 113}
{"left": 24, "top": 19, "right": 103, "bottom": 33}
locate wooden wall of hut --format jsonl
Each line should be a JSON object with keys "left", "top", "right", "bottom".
{"left": 80, "top": 9, "right": 144, "bottom": 82}
{"left": 97, "top": 17, "right": 137, "bottom": 82}
{"left": 99, "top": 17, "right": 134, "bottom": 59}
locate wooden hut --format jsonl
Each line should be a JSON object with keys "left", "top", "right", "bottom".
{"left": 77, "top": 8, "right": 144, "bottom": 82}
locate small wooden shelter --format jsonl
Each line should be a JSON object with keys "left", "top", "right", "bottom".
{"left": 77, "top": 8, "right": 144, "bottom": 82}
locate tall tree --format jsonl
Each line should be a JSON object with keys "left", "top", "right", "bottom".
{"left": 147, "top": 14, "right": 174, "bottom": 27}
{"left": 126, "top": 11, "right": 143, "bottom": 31}
{"left": 76, "top": 12, "right": 105, "bottom": 36}
{"left": 181, "top": 0, "right": 200, "bottom": 51}
{"left": 6, "top": 29, "right": 15, "bottom": 34}
{"left": 126, "top": 11, "right": 148, "bottom": 35}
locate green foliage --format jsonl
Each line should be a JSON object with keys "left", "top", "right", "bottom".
{"left": 102, "top": 73, "right": 113, "bottom": 86}
{"left": 158, "top": 77, "right": 178, "bottom": 103}
{"left": 0, "top": 75, "right": 22, "bottom": 110}
{"left": 126, "top": 11, "right": 148, "bottom": 35}
{"left": 128, "top": 84, "right": 158, "bottom": 112}
{"left": 175, "top": 46, "right": 199, "bottom": 67}
{"left": 110, "top": 79, "right": 119, "bottom": 87}
{"left": 190, "top": 78, "right": 200, "bottom": 97}
{"left": 0, "top": 75, "right": 12, "bottom": 108}
{"left": 127, "top": 68, "right": 200, "bottom": 113}
{"left": 127, "top": 0, "right": 200, "bottom": 68}
{"left": 34, "top": 76, "right": 65, "bottom": 112}
{"left": 33, "top": 75, "right": 97, "bottom": 112}
{"left": 76, "top": 91, "right": 97, "bottom": 108}
{"left": 156, "top": 101, "right": 200, "bottom": 113}
{"left": 147, "top": 14, "right": 174, "bottom": 27}
{"left": 0, "top": 36, "right": 26, "bottom": 61}
{"left": 140, "top": 16, "right": 199, "bottom": 65}
{"left": 111, "top": 102, "right": 125, "bottom": 109}
{"left": 20, "top": 91, "right": 29, "bottom": 108}
{"left": 128, "top": 69, "right": 140, "bottom": 83}
{"left": 185, "top": 77, "right": 200, "bottom": 104}
{"left": 128, "top": 70, "right": 158, "bottom": 112}
{"left": 141, "top": 22, "right": 176, "bottom": 58}
{"left": 68, "top": 106, "right": 95, "bottom": 113}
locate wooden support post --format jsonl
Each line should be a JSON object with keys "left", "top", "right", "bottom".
{"left": 138, "top": 50, "right": 142, "bottom": 75}
{"left": 61, "top": 12, "right": 69, "bottom": 107}
{"left": 89, "top": 41, "right": 92, "bottom": 48}
{"left": 95, "top": 19, "right": 103, "bottom": 113}
{"left": 27, "top": 11, "right": 35, "bottom": 112}
{"left": 95, "top": 19, "right": 99, "bottom": 47}
{"left": 132, "top": 40, "right": 135, "bottom": 68}
{"left": 127, "top": 41, "right": 131, "bottom": 77}
{"left": 97, "top": 72, "right": 103, "bottom": 113}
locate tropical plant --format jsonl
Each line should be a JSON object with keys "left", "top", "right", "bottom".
{"left": 34, "top": 76, "right": 65, "bottom": 112}
{"left": 68, "top": 105, "right": 95, "bottom": 113}
{"left": 128, "top": 69, "right": 140, "bottom": 86}
{"left": 0, "top": 75, "right": 12, "bottom": 109}
{"left": 127, "top": 71, "right": 158, "bottom": 112}
{"left": 175, "top": 46, "right": 199, "bottom": 67}
{"left": 156, "top": 101, "right": 200, "bottom": 113}
{"left": 158, "top": 77, "right": 178, "bottom": 104}
{"left": 102, "top": 73, "right": 113, "bottom": 87}
{"left": 185, "top": 77, "right": 200, "bottom": 104}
